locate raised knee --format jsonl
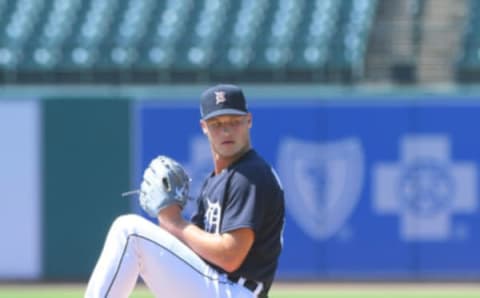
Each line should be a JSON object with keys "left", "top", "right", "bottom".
{"left": 110, "top": 214, "right": 145, "bottom": 235}
{"left": 114, "top": 214, "right": 144, "bottom": 225}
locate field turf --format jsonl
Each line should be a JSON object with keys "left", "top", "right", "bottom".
{"left": 0, "top": 283, "right": 479, "bottom": 297}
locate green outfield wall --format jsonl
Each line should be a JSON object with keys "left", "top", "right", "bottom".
{"left": 42, "top": 98, "right": 131, "bottom": 279}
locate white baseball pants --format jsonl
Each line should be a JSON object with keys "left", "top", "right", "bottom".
{"left": 85, "top": 214, "right": 255, "bottom": 298}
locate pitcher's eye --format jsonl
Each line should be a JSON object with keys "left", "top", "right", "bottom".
{"left": 209, "top": 122, "right": 222, "bottom": 129}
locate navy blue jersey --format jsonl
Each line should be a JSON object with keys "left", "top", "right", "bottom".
{"left": 191, "top": 149, "right": 285, "bottom": 297}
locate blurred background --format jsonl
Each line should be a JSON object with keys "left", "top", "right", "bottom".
{"left": 1, "top": 0, "right": 480, "bottom": 287}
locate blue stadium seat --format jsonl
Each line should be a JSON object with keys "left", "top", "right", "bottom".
{"left": 212, "top": 0, "right": 268, "bottom": 72}
{"left": 326, "top": 0, "right": 377, "bottom": 81}
{"left": 455, "top": 0, "right": 480, "bottom": 81}
{"left": 137, "top": 0, "right": 194, "bottom": 71}
{"left": 25, "top": 0, "right": 84, "bottom": 70}
{"left": 0, "top": 0, "right": 46, "bottom": 71}
{"left": 250, "top": 0, "right": 305, "bottom": 71}
{"left": 106, "top": 0, "right": 156, "bottom": 69}
{"left": 174, "top": 0, "right": 231, "bottom": 71}
{"left": 0, "top": 0, "right": 380, "bottom": 83}
{"left": 289, "top": 0, "right": 342, "bottom": 73}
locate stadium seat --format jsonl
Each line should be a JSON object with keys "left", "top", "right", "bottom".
{"left": 250, "top": 0, "right": 305, "bottom": 72}
{"left": 0, "top": 0, "right": 46, "bottom": 71}
{"left": 0, "top": 0, "right": 380, "bottom": 83}
{"left": 288, "top": 0, "right": 342, "bottom": 77}
{"left": 174, "top": 0, "right": 231, "bottom": 72}
{"left": 455, "top": 0, "right": 480, "bottom": 81}
{"left": 326, "top": 0, "right": 377, "bottom": 81}
{"left": 212, "top": 0, "right": 269, "bottom": 73}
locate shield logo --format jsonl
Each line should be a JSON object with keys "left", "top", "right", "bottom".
{"left": 277, "top": 137, "right": 364, "bottom": 240}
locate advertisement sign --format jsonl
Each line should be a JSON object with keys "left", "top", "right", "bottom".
{"left": 135, "top": 99, "right": 480, "bottom": 279}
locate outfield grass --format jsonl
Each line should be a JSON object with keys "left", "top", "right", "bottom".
{"left": 0, "top": 283, "right": 479, "bottom": 298}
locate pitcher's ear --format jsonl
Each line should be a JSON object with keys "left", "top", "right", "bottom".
{"left": 200, "top": 120, "right": 208, "bottom": 134}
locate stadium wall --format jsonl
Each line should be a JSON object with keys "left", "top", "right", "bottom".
{"left": 0, "top": 85, "right": 479, "bottom": 281}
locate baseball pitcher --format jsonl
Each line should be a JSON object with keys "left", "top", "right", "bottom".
{"left": 85, "top": 84, "right": 285, "bottom": 298}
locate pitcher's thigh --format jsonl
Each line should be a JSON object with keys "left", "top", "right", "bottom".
{"left": 122, "top": 216, "right": 254, "bottom": 298}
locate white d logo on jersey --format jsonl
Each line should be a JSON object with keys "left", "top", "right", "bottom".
{"left": 204, "top": 199, "right": 222, "bottom": 234}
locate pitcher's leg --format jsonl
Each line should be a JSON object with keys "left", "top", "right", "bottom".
{"left": 121, "top": 215, "right": 254, "bottom": 298}
{"left": 132, "top": 235, "right": 224, "bottom": 297}
{"left": 117, "top": 214, "right": 218, "bottom": 297}
{"left": 85, "top": 214, "right": 254, "bottom": 298}
{"left": 85, "top": 215, "right": 141, "bottom": 298}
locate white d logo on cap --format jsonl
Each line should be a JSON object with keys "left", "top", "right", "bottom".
{"left": 214, "top": 91, "right": 226, "bottom": 104}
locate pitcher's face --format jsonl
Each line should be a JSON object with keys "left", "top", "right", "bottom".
{"left": 201, "top": 114, "right": 252, "bottom": 159}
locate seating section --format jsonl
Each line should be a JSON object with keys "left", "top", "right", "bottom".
{"left": 456, "top": 0, "right": 480, "bottom": 82}
{"left": 0, "top": 0, "right": 379, "bottom": 83}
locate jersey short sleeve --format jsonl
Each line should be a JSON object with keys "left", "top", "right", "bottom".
{"left": 220, "top": 170, "right": 264, "bottom": 234}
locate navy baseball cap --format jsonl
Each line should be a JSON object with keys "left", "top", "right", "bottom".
{"left": 200, "top": 84, "right": 248, "bottom": 120}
